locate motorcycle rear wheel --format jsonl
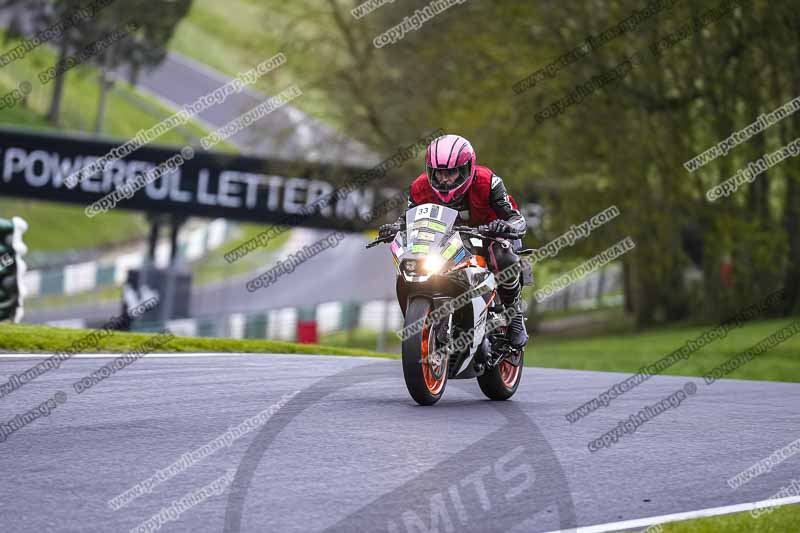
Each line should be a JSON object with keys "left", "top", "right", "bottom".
{"left": 402, "top": 297, "right": 448, "bottom": 406}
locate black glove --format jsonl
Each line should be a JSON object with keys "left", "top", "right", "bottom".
{"left": 481, "top": 219, "right": 516, "bottom": 237}
{"left": 379, "top": 222, "right": 402, "bottom": 238}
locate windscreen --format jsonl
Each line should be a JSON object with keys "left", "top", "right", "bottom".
{"left": 404, "top": 203, "right": 459, "bottom": 255}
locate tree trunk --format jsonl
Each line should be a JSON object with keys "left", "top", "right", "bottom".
{"left": 783, "top": 174, "right": 800, "bottom": 315}
{"left": 94, "top": 53, "right": 114, "bottom": 134}
{"left": 46, "top": 38, "right": 69, "bottom": 126}
{"left": 623, "top": 254, "right": 634, "bottom": 314}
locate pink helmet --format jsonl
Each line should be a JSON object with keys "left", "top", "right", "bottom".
{"left": 425, "top": 134, "right": 476, "bottom": 203}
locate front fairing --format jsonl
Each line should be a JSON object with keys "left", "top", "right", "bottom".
{"left": 390, "top": 203, "right": 473, "bottom": 282}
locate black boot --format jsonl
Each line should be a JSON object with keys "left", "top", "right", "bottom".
{"left": 505, "top": 299, "right": 529, "bottom": 349}
{"left": 496, "top": 276, "right": 529, "bottom": 349}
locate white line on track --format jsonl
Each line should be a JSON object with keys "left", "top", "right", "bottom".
{"left": 542, "top": 494, "right": 800, "bottom": 532}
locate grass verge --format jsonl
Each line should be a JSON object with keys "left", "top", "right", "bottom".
{"left": 527, "top": 317, "right": 800, "bottom": 383}
{"left": 0, "top": 322, "right": 396, "bottom": 358}
{"left": 319, "top": 327, "right": 401, "bottom": 353}
{"left": 0, "top": 198, "right": 148, "bottom": 253}
{"left": 652, "top": 503, "right": 799, "bottom": 532}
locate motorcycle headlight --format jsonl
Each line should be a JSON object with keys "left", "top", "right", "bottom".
{"left": 423, "top": 254, "right": 445, "bottom": 274}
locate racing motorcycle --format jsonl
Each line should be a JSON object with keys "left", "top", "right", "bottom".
{"left": 366, "top": 203, "right": 531, "bottom": 406}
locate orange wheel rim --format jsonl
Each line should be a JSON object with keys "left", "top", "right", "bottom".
{"left": 421, "top": 315, "right": 446, "bottom": 395}
{"left": 499, "top": 360, "right": 520, "bottom": 388}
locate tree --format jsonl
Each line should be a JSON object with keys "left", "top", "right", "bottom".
{"left": 277, "top": 0, "right": 798, "bottom": 325}
{"left": 0, "top": 0, "right": 193, "bottom": 126}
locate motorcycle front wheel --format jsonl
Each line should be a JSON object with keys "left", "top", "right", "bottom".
{"left": 402, "top": 297, "right": 448, "bottom": 406}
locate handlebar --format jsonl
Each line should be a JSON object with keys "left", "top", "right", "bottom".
{"left": 453, "top": 226, "right": 514, "bottom": 243}
{"left": 453, "top": 225, "right": 481, "bottom": 234}
{"left": 365, "top": 233, "right": 398, "bottom": 249}
{"left": 366, "top": 225, "right": 520, "bottom": 249}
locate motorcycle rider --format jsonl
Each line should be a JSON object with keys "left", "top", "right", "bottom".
{"left": 379, "top": 134, "right": 529, "bottom": 349}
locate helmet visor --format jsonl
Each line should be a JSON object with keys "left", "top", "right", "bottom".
{"left": 427, "top": 162, "right": 471, "bottom": 192}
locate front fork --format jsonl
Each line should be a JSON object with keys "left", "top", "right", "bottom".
{"left": 412, "top": 296, "right": 451, "bottom": 371}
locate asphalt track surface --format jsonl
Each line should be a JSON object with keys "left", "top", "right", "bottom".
{"left": 1, "top": 353, "right": 798, "bottom": 532}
